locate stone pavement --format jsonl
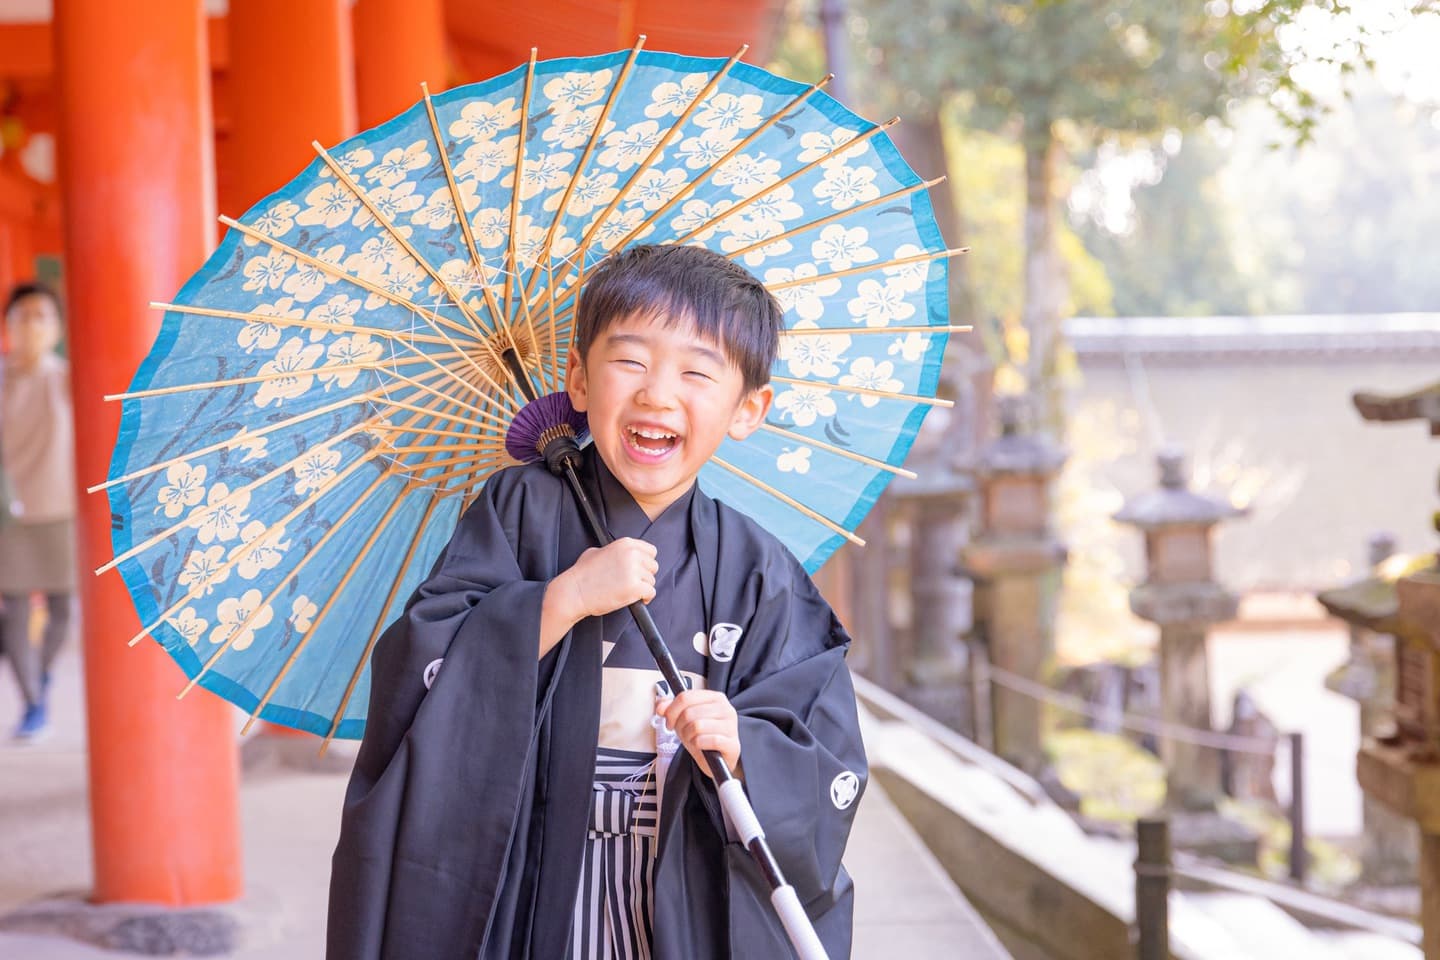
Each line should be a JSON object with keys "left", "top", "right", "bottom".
{"left": 0, "top": 649, "right": 1003, "bottom": 958}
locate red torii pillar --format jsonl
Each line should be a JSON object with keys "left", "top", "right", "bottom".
{"left": 54, "top": 0, "right": 243, "bottom": 903}
{"left": 354, "top": 0, "right": 448, "bottom": 130}
{"left": 226, "top": 0, "right": 357, "bottom": 218}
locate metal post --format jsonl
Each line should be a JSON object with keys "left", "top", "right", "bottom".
{"left": 1135, "top": 817, "right": 1170, "bottom": 960}
{"left": 1289, "top": 731, "right": 1308, "bottom": 883}
{"left": 969, "top": 639, "right": 994, "bottom": 753}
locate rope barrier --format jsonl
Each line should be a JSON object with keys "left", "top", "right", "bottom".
{"left": 984, "top": 664, "right": 1279, "bottom": 755}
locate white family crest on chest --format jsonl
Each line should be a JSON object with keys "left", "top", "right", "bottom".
{"left": 830, "top": 771, "right": 860, "bottom": 810}
{"left": 422, "top": 657, "right": 444, "bottom": 690}
{"left": 692, "top": 622, "right": 743, "bottom": 662}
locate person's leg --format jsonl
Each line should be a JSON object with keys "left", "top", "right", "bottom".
{"left": 2, "top": 592, "right": 38, "bottom": 707}
{"left": 40, "top": 592, "right": 72, "bottom": 695}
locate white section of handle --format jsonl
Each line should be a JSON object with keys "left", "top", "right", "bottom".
{"left": 771, "top": 884, "right": 829, "bottom": 960}
{"left": 717, "top": 778, "right": 763, "bottom": 844}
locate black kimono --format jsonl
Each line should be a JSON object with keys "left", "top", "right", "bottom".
{"left": 326, "top": 446, "right": 867, "bottom": 959}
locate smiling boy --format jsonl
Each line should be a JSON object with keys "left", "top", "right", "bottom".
{"left": 328, "top": 245, "right": 867, "bottom": 960}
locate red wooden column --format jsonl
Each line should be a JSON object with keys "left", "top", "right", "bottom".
{"left": 54, "top": 0, "right": 243, "bottom": 904}
{"left": 354, "top": 0, "right": 447, "bottom": 129}
{"left": 225, "top": 0, "right": 357, "bottom": 216}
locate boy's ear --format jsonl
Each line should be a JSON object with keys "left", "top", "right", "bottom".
{"left": 727, "top": 384, "right": 773, "bottom": 441}
{"left": 565, "top": 353, "right": 588, "bottom": 413}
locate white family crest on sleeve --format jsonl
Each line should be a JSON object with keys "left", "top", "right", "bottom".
{"left": 830, "top": 771, "right": 860, "bottom": 810}
{"left": 422, "top": 657, "right": 444, "bottom": 690}
{"left": 707, "top": 622, "right": 743, "bottom": 662}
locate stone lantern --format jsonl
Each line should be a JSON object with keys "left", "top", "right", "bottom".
{"left": 888, "top": 453, "right": 975, "bottom": 731}
{"left": 1319, "top": 532, "right": 1421, "bottom": 886}
{"left": 1340, "top": 379, "right": 1440, "bottom": 956}
{"left": 1114, "top": 447, "right": 1242, "bottom": 814}
{"left": 960, "top": 394, "right": 1067, "bottom": 773}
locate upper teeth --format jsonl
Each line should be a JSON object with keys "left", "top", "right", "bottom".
{"left": 631, "top": 427, "right": 675, "bottom": 440}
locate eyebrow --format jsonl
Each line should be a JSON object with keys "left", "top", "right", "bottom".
{"left": 604, "top": 332, "right": 726, "bottom": 366}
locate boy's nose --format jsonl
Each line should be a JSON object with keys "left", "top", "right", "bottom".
{"left": 636, "top": 374, "right": 679, "bottom": 408}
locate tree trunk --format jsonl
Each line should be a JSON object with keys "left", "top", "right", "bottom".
{"left": 1021, "top": 120, "right": 1067, "bottom": 434}
{"left": 887, "top": 110, "right": 990, "bottom": 456}
{"left": 818, "top": 0, "right": 852, "bottom": 106}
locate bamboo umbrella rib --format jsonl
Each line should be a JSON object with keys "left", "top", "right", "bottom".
{"left": 314, "top": 143, "right": 490, "bottom": 342}
{"left": 352, "top": 391, "right": 501, "bottom": 434}
{"left": 239, "top": 469, "right": 411, "bottom": 731}
{"left": 779, "top": 324, "right": 972, "bottom": 337}
{"left": 403, "top": 458, "right": 514, "bottom": 491}
{"left": 395, "top": 451, "right": 510, "bottom": 475}
{"left": 219, "top": 216, "right": 481, "bottom": 346}
{"left": 420, "top": 82, "right": 507, "bottom": 335}
{"left": 419, "top": 82, "right": 526, "bottom": 376}
{"left": 142, "top": 384, "right": 469, "bottom": 652}
{"left": 520, "top": 37, "right": 645, "bottom": 312}
{"left": 538, "top": 45, "right": 750, "bottom": 309}
{"left": 671, "top": 119, "right": 903, "bottom": 249}
{"left": 768, "top": 247, "right": 970, "bottom": 291}
{"left": 101, "top": 421, "right": 370, "bottom": 578}
{"left": 89, "top": 386, "right": 389, "bottom": 494}
{"left": 502, "top": 49, "right": 538, "bottom": 326}
{"left": 539, "top": 73, "right": 835, "bottom": 313}
{"left": 135, "top": 445, "right": 387, "bottom": 650}
{"left": 720, "top": 175, "right": 940, "bottom": 260}
{"left": 178, "top": 467, "right": 396, "bottom": 699}
{"left": 540, "top": 247, "right": 971, "bottom": 334}
{"left": 103, "top": 352, "right": 447, "bottom": 403}
{"left": 382, "top": 332, "right": 529, "bottom": 422}
{"left": 324, "top": 417, "right": 498, "bottom": 752}
{"left": 90, "top": 355, "right": 463, "bottom": 495}
{"left": 770, "top": 374, "right": 954, "bottom": 407}
{"left": 219, "top": 217, "right": 517, "bottom": 413}
{"left": 321, "top": 490, "right": 446, "bottom": 752}
{"left": 96, "top": 371, "right": 452, "bottom": 576}
{"left": 380, "top": 339, "right": 515, "bottom": 419}
{"left": 543, "top": 259, "right": 562, "bottom": 392}
{"left": 756, "top": 423, "right": 917, "bottom": 479}
{"left": 368, "top": 373, "right": 508, "bottom": 431}
{"left": 151, "top": 301, "right": 451, "bottom": 346}
{"left": 311, "top": 144, "right": 531, "bottom": 400}
{"left": 384, "top": 441, "right": 505, "bottom": 457}
{"left": 376, "top": 422, "right": 495, "bottom": 444}
{"left": 709, "top": 456, "right": 863, "bottom": 546}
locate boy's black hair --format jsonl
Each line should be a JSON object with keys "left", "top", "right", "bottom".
{"left": 5, "top": 282, "right": 62, "bottom": 318}
{"left": 573, "top": 244, "right": 782, "bottom": 392}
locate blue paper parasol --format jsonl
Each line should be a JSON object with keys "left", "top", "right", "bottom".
{"left": 99, "top": 43, "right": 962, "bottom": 741}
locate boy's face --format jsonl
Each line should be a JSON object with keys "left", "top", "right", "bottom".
{"left": 7, "top": 293, "right": 62, "bottom": 364}
{"left": 567, "top": 310, "right": 773, "bottom": 519}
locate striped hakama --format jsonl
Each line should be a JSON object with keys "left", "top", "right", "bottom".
{"left": 571, "top": 747, "right": 661, "bottom": 960}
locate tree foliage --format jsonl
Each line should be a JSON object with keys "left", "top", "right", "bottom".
{"left": 850, "top": 1, "right": 1261, "bottom": 142}
{"left": 1076, "top": 133, "right": 1264, "bottom": 317}
{"left": 1222, "top": 86, "right": 1440, "bottom": 313}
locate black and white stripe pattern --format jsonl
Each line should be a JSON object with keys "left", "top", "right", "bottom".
{"left": 571, "top": 748, "right": 660, "bottom": 960}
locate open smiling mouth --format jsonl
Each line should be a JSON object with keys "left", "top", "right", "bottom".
{"left": 625, "top": 425, "right": 680, "bottom": 458}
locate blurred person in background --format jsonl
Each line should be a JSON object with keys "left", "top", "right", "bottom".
{"left": 1, "top": 283, "right": 76, "bottom": 742}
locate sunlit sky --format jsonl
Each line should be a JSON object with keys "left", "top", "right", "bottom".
{"left": 1071, "top": 2, "right": 1440, "bottom": 235}
{"left": 1283, "top": 0, "right": 1440, "bottom": 104}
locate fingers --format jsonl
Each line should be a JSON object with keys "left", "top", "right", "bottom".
{"left": 655, "top": 691, "right": 741, "bottom": 776}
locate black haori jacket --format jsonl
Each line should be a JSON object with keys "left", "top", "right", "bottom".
{"left": 326, "top": 447, "right": 866, "bottom": 959}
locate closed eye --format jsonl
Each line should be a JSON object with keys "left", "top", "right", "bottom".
{"left": 685, "top": 370, "right": 715, "bottom": 381}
